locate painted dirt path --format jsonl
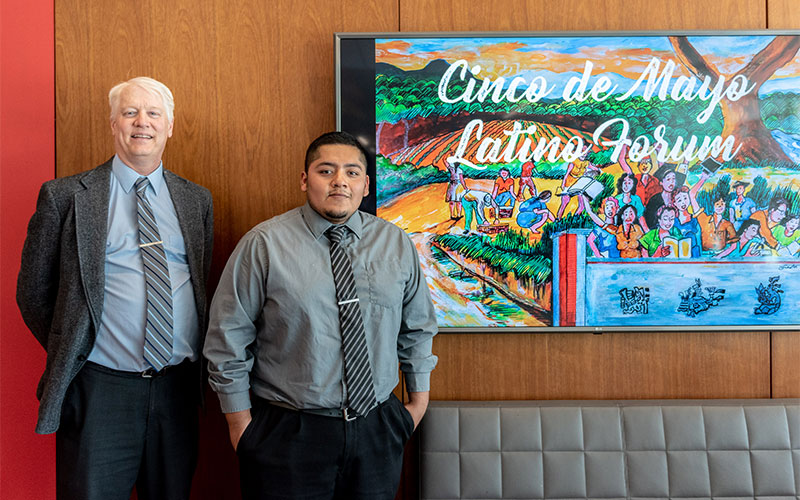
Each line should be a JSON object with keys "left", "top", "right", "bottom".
{"left": 379, "top": 182, "right": 551, "bottom": 327}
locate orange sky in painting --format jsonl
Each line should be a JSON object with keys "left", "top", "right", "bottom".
{"left": 376, "top": 40, "right": 800, "bottom": 80}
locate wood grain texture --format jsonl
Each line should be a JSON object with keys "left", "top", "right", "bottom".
{"left": 431, "top": 332, "right": 771, "bottom": 400}
{"left": 767, "top": 0, "right": 800, "bottom": 29}
{"left": 400, "top": 0, "right": 765, "bottom": 31}
{"left": 772, "top": 331, "right": 800, "bottom": 398}
{"left": 55, "top": 0, "right": 399, "bottom": 280}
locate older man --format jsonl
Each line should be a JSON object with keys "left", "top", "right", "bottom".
{"left": 204, "top": 131, "right": 437, "bottom": 500}
{"left": 17, "top": 76, "right": 213, "bottom": 500}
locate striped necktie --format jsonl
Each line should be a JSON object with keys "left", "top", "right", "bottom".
{"left": 326, "top": 225, "right": 377, "bottom": 417}
{"left": 135, "top": 177, "right": 173, "bottom": 371}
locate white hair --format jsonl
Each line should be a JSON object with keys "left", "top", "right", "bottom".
{"left": 108, "top": 76, "right": 174, "bottom": 122}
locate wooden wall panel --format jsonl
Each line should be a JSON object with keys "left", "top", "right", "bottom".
{"left": 432, "top": 332, "right": 771, "bottom": 400}
{"left": 55, "top": 0, "right": 400, "bottom": 276}
{"left": 773, "top": 331, "right": 800, "bottom": 398}
{"left": 400, "top": 0, "right": 765, "bottom": 31}
{"left": 767, "top": 1, "right": 800, "bottom": 398}
{"left": 767, "top": 0, "right": 800, "bottom": 29}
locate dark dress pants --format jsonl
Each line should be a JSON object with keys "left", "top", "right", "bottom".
{"left": 55, "top": 361, "right": 199, "bottom": 500}
{"left": 237, "top": 394, "right": 415, "bottom": 500}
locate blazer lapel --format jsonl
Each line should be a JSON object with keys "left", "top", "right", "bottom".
{"left": 164, "top": 171, "right": 204, "bottom": 316}
{"left": 74, "top": 160, "right": 112, "bottom": 329}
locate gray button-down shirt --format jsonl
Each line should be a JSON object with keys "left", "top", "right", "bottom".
{"left": 204, "top": 203, "right": 438, "bottom": 413}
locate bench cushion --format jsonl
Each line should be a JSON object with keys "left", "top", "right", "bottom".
{"left": 420, "top": 400, "right": 800, "bottom": 499}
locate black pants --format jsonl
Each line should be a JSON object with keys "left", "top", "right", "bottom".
{"left": 238, "top": 394, "right": 415, "bottom": 500}
{"left": 55, "top": 361, "right": 199, "bottom": 500}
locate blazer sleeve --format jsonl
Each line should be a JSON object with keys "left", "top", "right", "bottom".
{"left": 17, "top": 182, "right": 63, "bottom": 349}
{"left": 203, "top": 189, "right": 214, "bottom": 299}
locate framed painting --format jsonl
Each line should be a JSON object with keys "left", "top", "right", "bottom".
{"left": 336, "top": 31, "right": 800, "bottom": 331}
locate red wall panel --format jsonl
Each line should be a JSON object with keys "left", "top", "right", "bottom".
{"left": 1, "top": 0, "right": 56, "bottom": 498}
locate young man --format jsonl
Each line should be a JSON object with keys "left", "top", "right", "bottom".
{"left": 17, "top": 76, "right": 213, "bottom": 499}
{"left": 204, "top": 131, "right": 438, "bottom": 500}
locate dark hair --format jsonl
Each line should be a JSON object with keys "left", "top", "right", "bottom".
{"left": 304, "top": 131, "right": 369, "bottom": 172}
{"left": 656, "top": 204, "right": 677, "bottom": 219}
{"left": 538, "top": 190, "right": 552, "bottom": 201}
{"left": 616, "top": 173, "right": 638, "bottom": 196}
{"left": 780, "top": 212, "right": 800, "bottom": 226}
{"left": 616, "top": 203, "right": 638, "bottom": 226}
{"left": 769, "top": 197, "right": 789, "bottom": 213}
{"left": 737, "top": 218, "right": 761, "bottom": 237}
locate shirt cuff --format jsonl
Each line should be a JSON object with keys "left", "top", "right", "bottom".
{"left": 404, "top": 372, "right": 431, "bottom": 393}
{"left": 216, "top": 391, "right": 252, "bottom": 414}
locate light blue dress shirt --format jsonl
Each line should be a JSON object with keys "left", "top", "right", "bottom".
{"left": 88, "top": 156, "right": 199, "bottom": 371}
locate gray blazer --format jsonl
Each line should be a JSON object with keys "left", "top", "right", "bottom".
{"left": 17, "top": 159, "right": 214, "bottom": 434}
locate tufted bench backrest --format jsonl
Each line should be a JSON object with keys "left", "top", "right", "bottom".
{"left": 420, "top": 400, "right": 800, "bottom": 499}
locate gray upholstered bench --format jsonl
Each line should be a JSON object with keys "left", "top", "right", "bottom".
{"left": 420, "top": 400, "right": 800, "bottom": 499}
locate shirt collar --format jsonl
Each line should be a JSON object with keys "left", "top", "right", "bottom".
{"left": 112, "top": 155, "right": 166, "bottom": 195}
{"left": 300, "top": 202, "right": 363, "bottom": 241}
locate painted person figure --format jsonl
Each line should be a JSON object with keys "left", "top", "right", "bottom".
{"left": 16, "top": 77, "right": 214, "bottom": 500}
{"left": 749, "top": 197, "right": 789, "bottom": 250}
{"left": 203, "top": 131, "right": 437, "bottom": 500}
{"left": 556, "top": 144, "right": 599, "bottom": 218}
{"left": 517, "top": 160, "right": 537, "bottom": 200}
{"left": 640, "top": 205, "right": 683, "bottom": 258}
{"left": 618, "top": 142, "right": 662, "bottom": 206}
{"left": 716, "top": 218, "right": 764, "bottom": 258}
{"left": 728, "top": 180, "right": 756, "bottom": 231}
{"left": 615, "top": 173, "right": 648, "bottom": 231}
{"left": 584, "top": 196, "right": 621, "bottom": 258}
{"left": 491, "top": 167, "right": 517, "bottom": 215}
{"left": 696, "top": 194, "right": 737, "bottom": 253}
{"left": 516, "top": 190, "right": 554, "bottom": 235}
{"left": 772, "top": 213, "right": 800, "bottom": 257}
{"left": 614, "top": 203, "right": 646, "bottom": 258}
{"left": 461, "top": 188, "right": 498, "bottom": 234}
{"left": 644, "top": 163, "right": 686, "bottom": 230}
{"left": 445, "top": 158, "right": 468, "bottom": 220}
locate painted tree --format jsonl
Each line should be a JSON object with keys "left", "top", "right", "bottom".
{"left": 669, "top": 35, "right": 800, "bottom": 164}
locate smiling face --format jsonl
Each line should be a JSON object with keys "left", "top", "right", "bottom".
{"left": 713, "top": 198, "right": 726, "bottom": 215}
{"left": 110, "top": 85, "right": 173, "bottom": 174}
{"left": 658, "top": 209, "right": 676, "bottom": 230}
{"left": 301, "top": 144, "right": 369, "bottom": 224}
{"left": 786, "top": 217, "right": 800, "bottom": 233}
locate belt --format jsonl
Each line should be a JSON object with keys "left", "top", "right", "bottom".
{"left": 83, "top": 360, "right": 192, "bottom": 379}
{"left": 267, "top": 400, "right": 362, "bottom": 421}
